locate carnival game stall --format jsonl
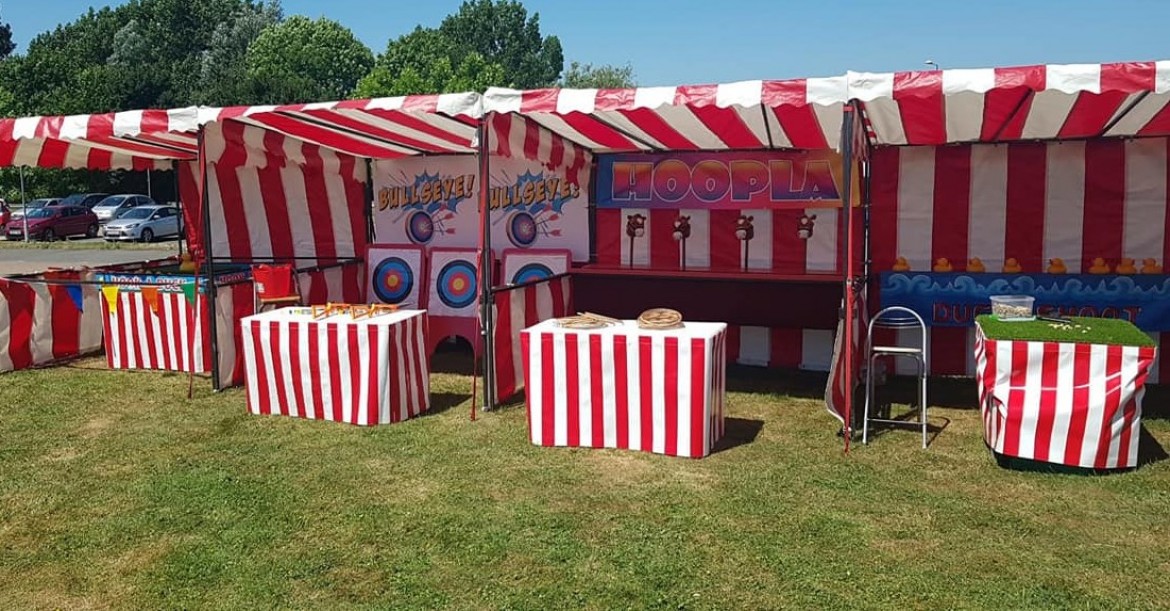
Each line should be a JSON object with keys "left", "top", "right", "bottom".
{"left": 480, "top": 79, "right": 866, "bottom": 454}
{"left": 851, "top": 60, "right": 1170, "bottom": 467}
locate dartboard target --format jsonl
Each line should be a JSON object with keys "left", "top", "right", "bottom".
{"left": 507, "top": 211, "right": 538, "bottom": 248}
{"left": 511, "top": 262, "right": 553, "bottom": 285}
{"left": 371, "top": 256, "right": 414, "bottom": 304}
{"left": 406, "top": 210, "right": 436, "bottom": 244}
{"left": 435, "top": 259, "right": 478, "bottom": 310}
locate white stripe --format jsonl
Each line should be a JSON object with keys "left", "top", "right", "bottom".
{"left": 737, "top": 326, "right": 770, "bottom": 367}
{"left": 279, "top": 320, "right": 300, "bottom": 419}
{"left": 805, "top": 207, "right": 838, "bottom": 272}
{"left": 393, "top": 322, "right": 408, "bottom": 422}
{"left": 601, "top": 332, "right": 618, "bottom": 448}
{"left": 29, "top": 284, "right": 54, "bottom": 365}
{"left": 741, "top": 209, "right": 772, "bottom": 270}
{"left": 317, "top": 324, "right": 334, "bottom": 421}
{"left": 1020, "top": 91, "right": 1080, "bottom": 140}
{"left": 1104, "top": 94, "right": 1170, "bottom": 136}
{"left": 993, "top": 339, "right": 1016, "bottom": 454}
{"left": 79, "top": 287, "right": 103, "bottom": 356}
{"left": 237, "top": 168, "right": 273, "bottom": 258}
{"left": 896, "top": 146, "right": 935, "bottom": 271}
{"left": 206, "top": 164, "right": 231, "bottom": 258}
{"left": 337, "top": 323, "right": 354, "bottom": 423}
{"left": 356, "top": 324, "right": 371, "bottom": 425}
{"left": 1047, "top": 342, "right": 1073, "bottom": 461}
{"left": 969, "top": 144, "right": 1009, "bottom": 271}
{"left": 527, "top": 331, "right": 543, "bottom": 443}
{"left": 682, "top": 209, "right": 710, "bottom": 268}
{"left": 299, "top": 322, "right": 315, "bottom": 420}
{"left": 677, "top": 336, "right": 693, "bottom": 457}
{"left": 651, "top": 334, "right": 667, "bottom": 454}
{"left": 214, "top": 288, "right": 237, "bottom": 385}
{"left": 577, "top": 330, "right": 592, "bottom": 445}
{"left": 164, "top": 296, "right": 179, "bottom": 370}
{"left": 626, "top": 335, "right": 642, "bottom": 451}
{"left": 655, "top": 106, "right": 725, "bottom": 149}
{"left": 243, "top": 322, "right": 261, "bottom": 414}
{"left": 178, "top": 294, "right": 191, "bottom": 372}
{"left": 552, "top": 333, "right": 568, "bottom": 445}
{"left": 259, "top": 322, "right": 281, "bottom": 415}
{"left": 1123, "top": 138, "right": 1167, "bottom": 262}
{"left": 509, "top": 291, "right": 526, "bottom": 393}
{"left": 121, "top": 293, "right": 138, "bottom": 369}
{"left": 134, "top": 293, "right": 154, "bottom": 369}
{"left": 800, "top": 329, "right": 835, "bottom": 372}
{"left": 149, "top": 295, "right": 166, "bottom": 370}
{"left": 281, "top": 163, "right": 317, "bottom": 259}
{"left": 1079, "top": 344, "right": 1108, "bottom": 467}
{"left": 1017, "top": 342, "right": 1045, "bottom": 460}
{"left": 1043, "top": 141, "right": 1086, "bottom": 271}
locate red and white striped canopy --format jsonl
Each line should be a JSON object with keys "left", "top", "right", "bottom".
{"left": 0, "top": 93, "right": 482, "bottom": 170}
{"left": 483, "top": 78, "right": 848, "bottom": 153}
{"left": 850, "top": 60, "right": 1170, "bottom": 146}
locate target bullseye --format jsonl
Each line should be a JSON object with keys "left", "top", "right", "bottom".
{"left": 406, "top": 210, "right": 436, "bottom": 244}
{"left": 507, "top": 211, "right": 538, "bottom": 248}
{"left": 512, "top": 262, "right": 553, "bottom": 285}
{"left": 436, "top": 259, "right": 478, "bottom": 310}
{"left": 371, "top": 257, "right": 414, "bottom": 304}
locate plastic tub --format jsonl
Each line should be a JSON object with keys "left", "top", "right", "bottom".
{"left": 990, "top": 295, "right": 1035, "bottom": 321}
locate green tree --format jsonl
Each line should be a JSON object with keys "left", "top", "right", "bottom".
{"left": 0, "top": 9, "right": 14, "bottom": 59}
{"left": 438, "top": 0, "right": 563, "bottom": 88}
{"left": 354, "top": 27, "right": 505, "bottom": 97}
{"left": 243, "top": 15, "right": 373, "bottom": 103}
{"left": 197, "top": 1, "right": 283, "bottom": 105}
{"left": 562, "top": 61, "right": 635, "bottom": 89}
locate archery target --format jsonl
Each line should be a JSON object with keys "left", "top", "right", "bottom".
{"left": 366, "top": 244, "right": 424, "bottom": 307}
{"left": 406, "top": 210, "right": 436, "bottom": 245}
{"left": 426, "top": 248, "right": 486, "bottom": 318}
{"left": 436, "top": 260, "right": 477, "bottom": 309}
{"left": 502, "top": 248, "right": 571, "bottom": 286}
{"left": 506, "top": 211, "right": 538, "bottom": 248}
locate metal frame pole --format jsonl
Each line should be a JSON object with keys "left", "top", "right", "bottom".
{"left": 197, "top": 127, "right": 222, "bottom": 390}
{"left": 172, "top": 160, "right": 184, "bottom": 256}
{"left": 364, "top": 158, "right": 376, "bottom": 245}
{"left": 477, "top": 116, "right": 497, "bottom": 412}
{"left": 19, "top": 166, "right": 28, "bottom": 242}
{"left": 840, "top": 103, "right": 857, "bottom": 451}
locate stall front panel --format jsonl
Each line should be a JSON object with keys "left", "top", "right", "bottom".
{"left": 0, "top": 276, "right": 103, "bottom": 374}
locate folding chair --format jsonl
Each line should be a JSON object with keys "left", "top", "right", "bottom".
{"left": 252, "top": 263, "right": 302, "bottom": 313}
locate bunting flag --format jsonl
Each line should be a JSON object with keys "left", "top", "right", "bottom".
{"left": 141, "top": 286, "right": 161, "bottom": 315}
{"left": 65, "top": 284, "right": 85, "bottom": 313}
{"left": 181, "top": 282, "right": 198, "bottom": 305}
{"left": 101, "top": 286, "right": 120, "bottom": 315}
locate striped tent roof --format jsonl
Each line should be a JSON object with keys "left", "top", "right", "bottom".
{"left": 0, "top": 92, "right": 483, "bottom": 170}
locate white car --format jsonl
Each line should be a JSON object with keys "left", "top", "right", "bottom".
{"left": 93, "top": 194, "right": 155, "bottom": 224}
{"left": 102, "top": 205, "right": 181, "bottom": 242}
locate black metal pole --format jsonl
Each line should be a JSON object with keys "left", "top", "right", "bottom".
{"left": 197, "top": 127, "right": 222, "bottom": 390}
{"left": 588, "top": 155, "right": 598, "bottom": 264}
{"left": 173, "top": 160, "right": 184, "bottom": 257}
{"left": 840, "top": 102, "right": 857, "bottom": 445}
{"left": 364, "top": 158, "right": 376, "bottom": 245}
{"left": 478, "top": 117, "right": 496, "bottom": 411}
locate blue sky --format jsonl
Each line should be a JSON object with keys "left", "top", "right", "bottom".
{"left": 4, "top": 0, "right": 1168, "bottom": 86}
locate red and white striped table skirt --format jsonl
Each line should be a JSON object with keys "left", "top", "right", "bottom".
{"left": 241, "top": 308, "right": 430, "bottom": 426}
{"left": 974, "top": 324, "right": 1157, "bottom": 470}
{"left": 521, "top": 320, "right": 727, "bottom": 458}
{"left": 102, "top": 288, "right": 210, "bottom": 373}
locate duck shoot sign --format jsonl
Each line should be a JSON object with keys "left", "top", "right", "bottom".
{"left": 596, "top": 150, "right": 856, "bottom": 210}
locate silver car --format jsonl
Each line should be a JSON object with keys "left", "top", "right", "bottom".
{"left": 103, "top": 205, "right": 181, "bottom": 242}
{"left": 93, "top": 194, "right": 155, "bottom": 224}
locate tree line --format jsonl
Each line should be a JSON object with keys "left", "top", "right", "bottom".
{"left": 0, "top": 0, "right": 634, "bottom": 201}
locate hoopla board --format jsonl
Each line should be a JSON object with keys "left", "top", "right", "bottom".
{"left": 366, "top": 244, "right": 426, "bottom": 308}
{"left": 501, "top": 248, "right": 571, "bottom": 286}
{"left": 427, "top": 248, "right": 484, "bottom": 318}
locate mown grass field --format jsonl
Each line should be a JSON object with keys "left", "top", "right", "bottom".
{"left": 1, "top": 355, "right": 1168, "bottom": 610}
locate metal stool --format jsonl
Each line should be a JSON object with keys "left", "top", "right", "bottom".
{"left": 862, "top": 306, "right": 929, "bottom": 448}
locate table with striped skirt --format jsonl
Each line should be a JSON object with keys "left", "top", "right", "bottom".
{"left": 241, "top": 307, "right": 430, "bottom": 426}
{"left": 974, "top": 323, "right": 1157, "bottom": 470}
{"left": 520, "top": 319, "right": 728, "bottom": 458}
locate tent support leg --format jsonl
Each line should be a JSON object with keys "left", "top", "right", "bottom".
{"left": 19, "top": 166, "right": 28, "bottom": 243}
{"left": 477, "top": 117, "right": 497, "bottom": 412}
{"left": 364, "top": 158, "right": 375, "bottom": 244}
{"left": 197, "top": 127, "right": 222, "bottom": 391}
{"left": 173, "top": 161, "right": 184, "bottom": 257}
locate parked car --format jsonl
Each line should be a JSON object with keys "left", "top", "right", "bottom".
{"left": 92, "top": 194, "right": 156, "bottom": 224}
{"left": 9, "top": 197, "right": 62, "bottom": 223}
{"left": 60, "top": 192, "right": 110, "bottom": 209}
{"left": 103, "top": 205, "right": 181, "bottom": 242}
{"left": 0, "top": 200, "right": 9, "bottom": 230}
{"left": 5, "top": 205, "right": 99, "bottom": 241}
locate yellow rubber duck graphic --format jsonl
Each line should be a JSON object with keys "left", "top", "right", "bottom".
{"left": 1002, "top": 258, "right": 1022, "bottom": 273}
{"left": 1088, "top": 258, "right": 1111, "bottom": 274}
{"left": 933, "top": 257, "right": 953, "bottom": 273}
{"left": 1116, "top": 258, "right": 1137, "bottom": 275}
{"left": 178, "top": 252, "right": 197, "bottom": 273}
{"left": 1141, "top": 258, "right": 1163, "bottom": 274}
{"left": 1046, "top": 258, "right": 1067, "bottom": 274}
{"left": 892, "top": 256, "right": 910, "bottom": 272}
{"left": 967, "top": 258, "right": 985, "bottom": 273}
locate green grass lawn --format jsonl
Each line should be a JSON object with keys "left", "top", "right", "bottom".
{"left": 1, "top": 356, "right": 1169, "bottom": 609}
{"left": 978, "top": 315, "right": 1156, "bottom": 347}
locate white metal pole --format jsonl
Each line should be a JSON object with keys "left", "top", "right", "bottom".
{"left": 19, "top": 166, "right": 27, "bottom": 242}
{"left": 146, "top": 169, "right": 152, "bottom": 199}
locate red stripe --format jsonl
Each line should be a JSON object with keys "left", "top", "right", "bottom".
{"left": 48, "top": 285, "right": 80, "bottom": 359}
{"left": 768, "top": 328, "right": 802, "bottom": 369}
{"left": 143, "top": 294, "right": 161, "bottom": 369}
{"left": 252, "top": 322, "right": 272, "bottom": 415}
{"left": 232, "top": 284, "right": 254, "bottom": 385}
{"left": 127, "top": 296, "right": 146, "bottom": 368}
{"left": 342, "top": 263, "right": 364, "bottom": 303}
{"left": 493, "top": 292, "right": 516, "bottom": 401}
{"left": 157, "top": 294, "right": 173, "bottom": 371}
{"left": 389, "top": 325, "right": 403, "bottom": 422}
{"left": 614, "top": 335, "right": 630, "bottom": 449}
{"left": 490, "top": 112, "right": 513, "bottom": 158}
{"left": 1064, "top": 345, "right": 1092, "bottom": 466}
{"left": 346, "top": 324, "right": 362, "bottom": 424}
{"left": 589, "top": 334, "right": 605, "bottom": 448}
{"left": 1033, "top": 343, "right": 1061, "bottom": 463}
{"left": 0, "top": 121, "right": 17, "bottom": 166}
{"left": 690, "top": 338, "right": 707, "bottom": 457}
{"left": 366, "top": 325, "right": 380, "bottom": 426}
{"left": 1002, "top": 341, "right": 1029, "bottom": 457}
{"left": 929, "top": 329, "right": 967, "bottom": 376}
{"left": 411, "top": 316, "right": 428, "bottom": 417}
{"left": 522, "top": 116, "right": 541, "bottom": 161}
{"left": 541, "top": 332, "right": 555, "bottom": 446}
{"left": 772, "top": 104, "right": 830, "bottom": 149}
{"left": 269, "top": 320, "right": 290, "bottom": 416}
{"left": 709, "top": 209, "right": 741, "bottom": 270}
{"left": 36, "top": 139, "right": 70, "bottom": 168}
{"left": 771, "top": 209, "right": 806, "bottom": 273}
{"left": 869, "top": 148, "right": 900, "bottom": 272}
{"left": 595, "top": 209, "right": 622, "bottom": 267}
{"left": 894, "top": 71, "right": 945, "bottom": 144}
{"left": 285, "top": 322, "right": 305, "bottom": 418}
{"left": 362, "top": 108, "right": 473, "bottom": 148}
{"left": 639, "top": 336, "right": 654, "bottom": 452}
{"left": 339, "top": 155, "right": 368, "bottom": 257}
{"left": 548, "top": 131, "right": 565, "bottom": 171}
{"left": 931, "top": 145, "right": 972, "bottom": 266}
{"left": 1004, "top": 143, "right": 1047, "bottom": 272}
{"left": 1095, "top": 345, "right": 1125, "bottom": 468}
{"left": 305, "top": 109, "right": 452, "bottom": 153}
{"left": 1137, "top": 100, "right": 1170, "bottom": 136}
{"left": 1058, "top": 91, "right": 1130, "bottom": 139}
{"left": 549, "top": 276, "right": 569, "bottom": 316}
{"left": 649, "top": 209, "right": 679, "bottom": 270}
{"left": 1081, "top": 140, "right": 1126, "bottom": 272}
{"left": 559, "top": 113, "right": 639, "bottom": 150}
{"left": 101, "top": 292, "right": 115, "bottom": 368}
{"left": 303, "top": 146, "right": 339, "bottom": 261}
{"left": 328, "top": 325, "right": 344, "bottom": 422}
{"left": 177, "top": 162, "right": 202, "bottom": 260}
{"left": 615, "top": 108, "right": 697, "bottom": 149}
{"left": 725, "top": 325, "right": 741, "bottom": 366}
{"left": 664, "top": 337, "right": 679, "bottom": 456}
{"left": 215, "top": 122, "right": 254, "bottom": 260}
{"left": 564, "top": 333, "right": 580, "bottom": 447}
{"left": 244, "top": 113, "right": 406, "bottom": 158}
{"left": 201, "top": 295, "right": 213, "bottom": 374}
{"left": 688, "top": 106, "right": 764, "bottom": 149}
{"left": 259, "top": 132, "right": 296, "bottom": 259}
{"left": 3, "top": 282, "right": 35, "bottom": 370}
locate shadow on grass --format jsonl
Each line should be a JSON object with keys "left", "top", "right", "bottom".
{"left": 1138, "top": 425, "right": 1169, "bottom": 467}
{"left": 426, "top": 392, "right": 470, "bottom": 416}
{"left": 711, "top": 417, "right": 765, "bottom": 454}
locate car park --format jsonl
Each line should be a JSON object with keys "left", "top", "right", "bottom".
{"left": 92, "top": 194, "right": 156, "bottom": 224}
{"left": 9, "top": 198, "right": 62, "bottom": 224}
{"left": 102, "top": 205, "right": 181, "bottom": 242}
{"left": 5, "top": 205, "right": 99, "bottom": 241}
{"left": 0, "top": 200, "right": 10, "bottom": 230}
{"left": 60, "top": 192, "right": 110, "bottom": 209}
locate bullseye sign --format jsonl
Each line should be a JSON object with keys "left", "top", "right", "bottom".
{"left": 502, "top": 248, "right": 571, "bottom": 287}
{"left": 436, "top": 260, "right": 478, "bottom": 310}
{"left": 365, "top": 244, "right": 425, "bottom": 307}
{"left": 426, "top": 248, "right": 483, "bottom": 318}
{"left": 371, "top": 257, "right": 414, "bottom": 304}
